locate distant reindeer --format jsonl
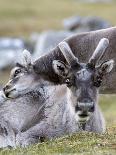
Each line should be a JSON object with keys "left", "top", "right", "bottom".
{"left": 15, "top": 39, "right": 114, "bottom": 147}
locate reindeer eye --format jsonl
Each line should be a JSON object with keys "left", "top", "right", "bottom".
{"left": 65, "top": 78, "right": 72, "bottom": 87}
{"left": 14, "top": 69, "right": 21, "bottom": 77}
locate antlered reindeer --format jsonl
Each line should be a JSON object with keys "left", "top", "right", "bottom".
{"left": 33, "top": 27, "right": 116, "bottom": 93}
{"left": 52, "top": 38, "right": 114, "bottom": 131}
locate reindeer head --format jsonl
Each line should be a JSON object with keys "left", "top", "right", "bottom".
{"left": 3, "top": 50, "right": 44, "bottom": 99}
{"left": 52, "top": 38, "right": 114, "bottom": 123}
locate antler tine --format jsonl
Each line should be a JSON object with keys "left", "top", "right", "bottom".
{"left": 58, "top": 41, "right": 78, "bottom": 66}
{"left": 89, "top": 38, "right": 109, "bottom": 66}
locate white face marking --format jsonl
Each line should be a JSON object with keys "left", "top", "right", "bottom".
{"left": 78, "top": 102, "right": 94, "bottom": 107}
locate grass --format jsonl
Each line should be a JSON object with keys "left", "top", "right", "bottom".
{"left": 0, "top": 0, "right": 116, "bottom": 154}
{"left": 0, "top": 127, "right": 116, "bottom": 155}
{"left": 0, "top": 95, "right": 115, "bottom": 155}
{"left": 0, "top": 0, "right": 116, "bottom": 36}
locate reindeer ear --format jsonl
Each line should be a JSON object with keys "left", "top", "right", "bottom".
{"left": 52, "top": 60, "right": 69, "bottom": 77}
{"left": 22, "top": 49, "right": 32, "bottom": 68}
{"left": 98, "top": 59, "right": 114, "bottom": 74}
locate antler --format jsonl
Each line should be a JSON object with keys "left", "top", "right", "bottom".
{"left": 58, "top": 41, "right": 79, "bottom": 66}
{"left": 88, "top": 38, "right": 109, "bottom": 67}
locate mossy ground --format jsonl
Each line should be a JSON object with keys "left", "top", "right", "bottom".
{"left": 0, "top": 0, "right": 116, "bottom": 154}
{"left": 0, "top": 96, "right": 115, "bottom": 155}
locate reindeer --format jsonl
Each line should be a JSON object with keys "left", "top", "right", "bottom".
{"left": 52, "top": 38, "right": 114, "bottom": 131}
{"left": 33, "top": 27, "right": 116, "bottom": 93}
{"left": 0, "top": 50, "right": 54, "bottom": 147}
{"left": 0, "top": 49, "right": 80, "bottom": 148}
{"left": 16, "top": 38, "right": 114, "bottom": 147}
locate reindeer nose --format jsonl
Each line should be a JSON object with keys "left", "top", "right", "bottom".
{"left": 3, "top": 84, "right": 12, "bottom": 98}
{"left": 3, "top": 85, "right": 11, "bottom": 92}
{"left": 75, "top": 99, "right": 94, "bottom": 112}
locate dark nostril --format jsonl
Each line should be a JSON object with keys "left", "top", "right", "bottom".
{"left": 89, "top": 105, "right": 94, "bottom": 112}
{"left": 83, "top": 98, "right": 92, "bottom": 103}
{"left": 5, "top": 92, "right": 10, "bottom": 98}
{"left": 75, "top": 105, "right": 81, "bottom": 112}
{"left": 3, "top": 85, "right": 10, "bottom": 91}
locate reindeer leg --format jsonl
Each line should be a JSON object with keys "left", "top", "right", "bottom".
{"left": 16, "top": 121, "right": 49, "bottom": 147}
{"left": 0, "top": 119, "right": 16, "bottom": 148}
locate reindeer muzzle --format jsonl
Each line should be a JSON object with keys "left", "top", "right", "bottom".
{"left": 75, "top": 101, "right": 94, "bottom": 113}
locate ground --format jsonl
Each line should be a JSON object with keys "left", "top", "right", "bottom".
{"left": 0, "top": 0, "right": 116, "bottom": 154}
{"left": 0, "top": 96, "right": 115, "bottom": 155}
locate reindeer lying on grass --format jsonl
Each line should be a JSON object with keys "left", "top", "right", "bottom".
{"left": 0, "top": 50, "right": 79, "bottom": 147}
{"left": 0, "top": 38, "right": 114, "bottom": 148}
{"left": 0, "top": 50, "right": 52, "bottom": 147}
{"left": 52, "top": 38, "right": 114, "bottom": 131}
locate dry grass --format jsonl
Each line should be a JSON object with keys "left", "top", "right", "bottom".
{"left": 0, "top": 0, "right": 116, "bottom": 36}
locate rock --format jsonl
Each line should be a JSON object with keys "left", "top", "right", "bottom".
{"left": 0, "top": 38, "right": 25, "bottom": 70}
{"left": 63, "top": 16, "right": 111, "bottom": 32}
{"left": 33, "top": 30, "right": 74, "bottom": 60}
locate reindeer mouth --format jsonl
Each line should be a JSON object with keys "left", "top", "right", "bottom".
{"left": 78, "top": 113, "right": 88, "bottom": 118}
{"left": 76, "top": 111, "right": 90, "bottom": 123}
{"left": 4, "top": 89, "right": 16, "bottom": 98}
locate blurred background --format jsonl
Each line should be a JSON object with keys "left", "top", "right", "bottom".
{"left": 0, "top": 0, "right": 116, "bottom": 83}
{"left": 0, "top": 0, "right": 115, "bottom": 125}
